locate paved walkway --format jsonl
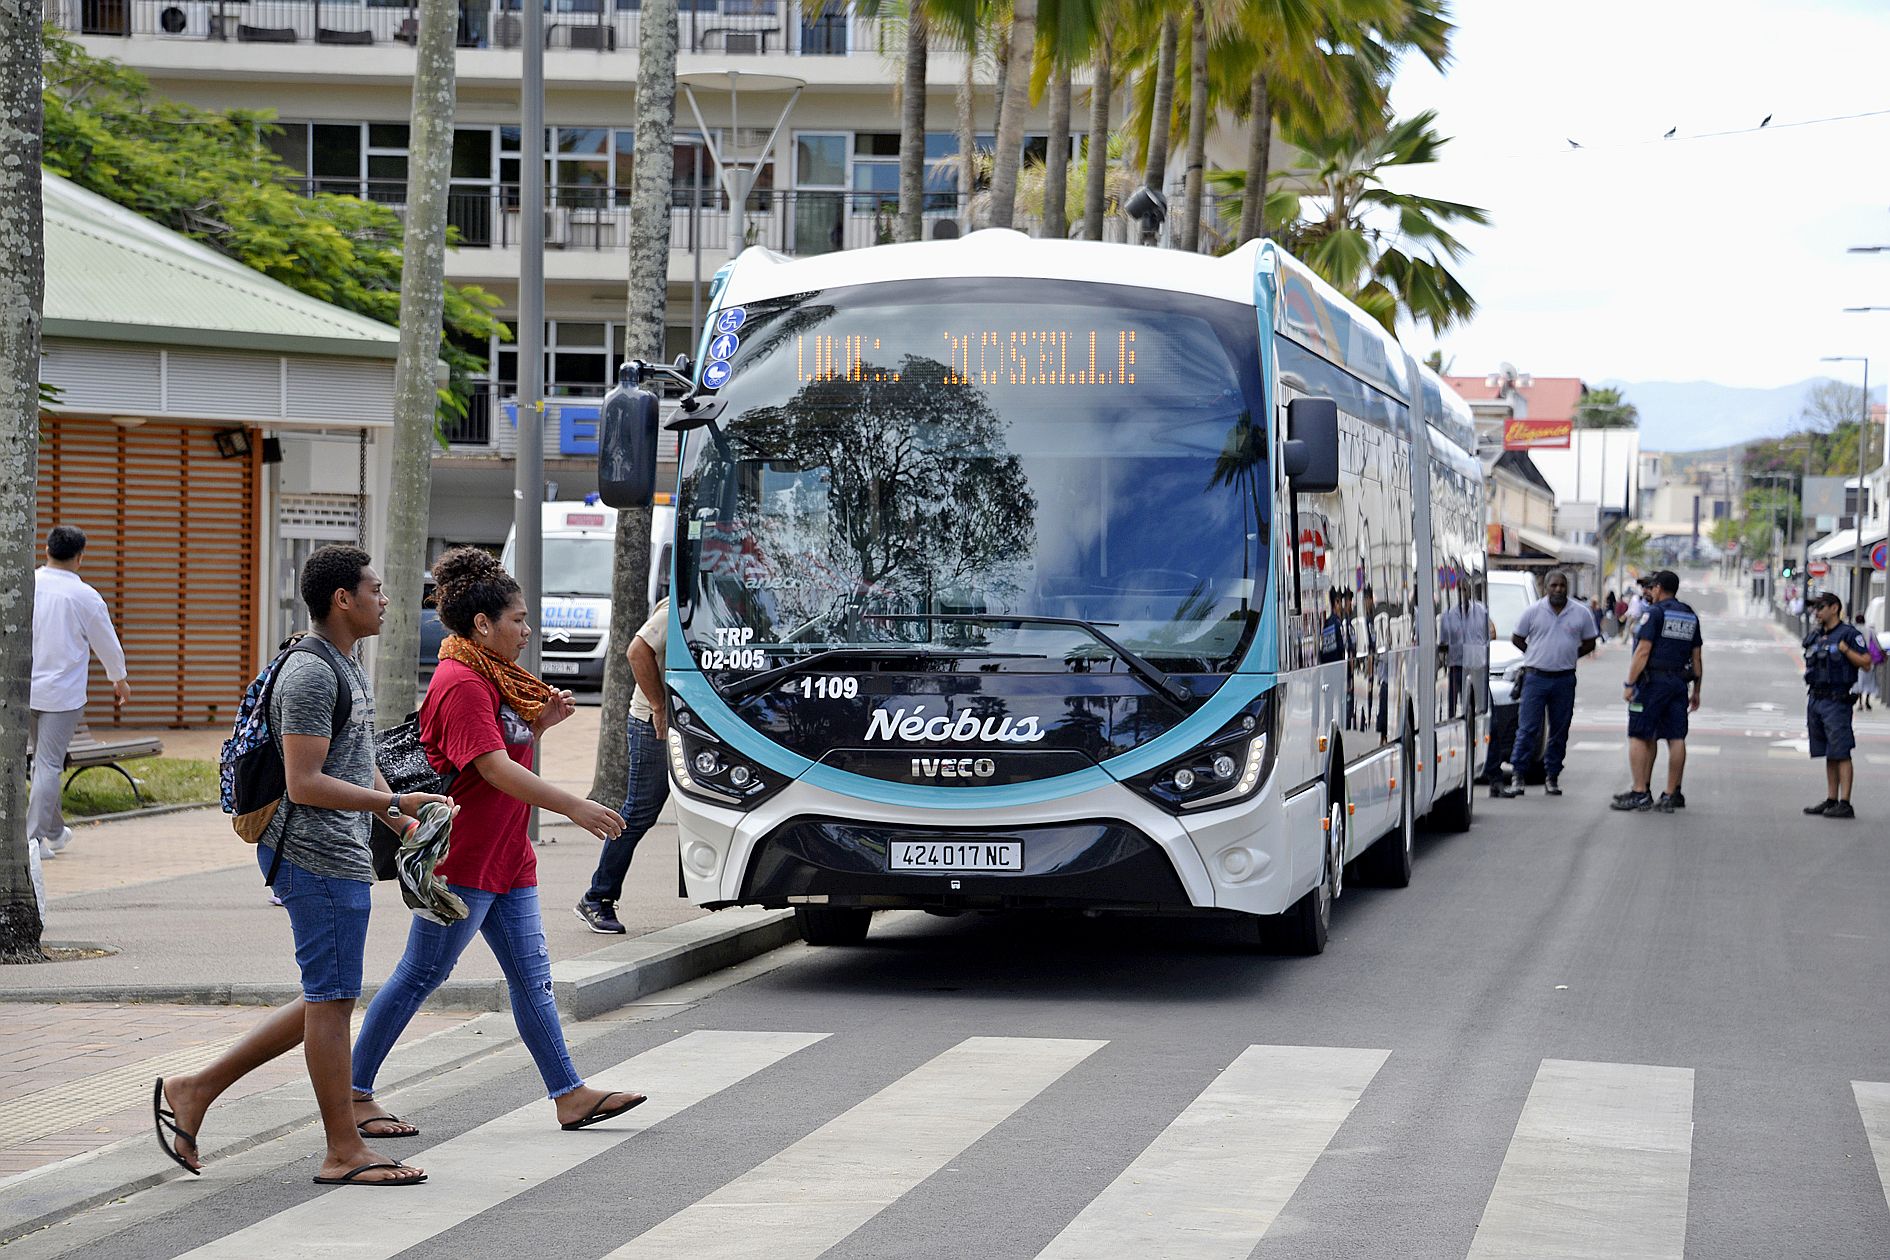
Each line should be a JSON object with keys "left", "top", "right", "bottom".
{"left": 3, "top": 702, "right": 704, "bottom": 1181}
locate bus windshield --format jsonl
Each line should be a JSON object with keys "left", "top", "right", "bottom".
{"left": 674, "top": 278, "right": 1269, "bottom": 677}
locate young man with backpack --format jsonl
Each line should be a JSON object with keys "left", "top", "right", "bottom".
{"left": 154, "top": 545, "right": 452, "bottom": 1187}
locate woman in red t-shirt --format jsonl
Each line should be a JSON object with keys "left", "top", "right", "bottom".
{"left": 350, "top": 547, "right": 644, "bottom": 1133}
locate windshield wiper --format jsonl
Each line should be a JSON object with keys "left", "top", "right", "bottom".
{"left": 716, "top": 645, "right": 1022, "bottom": 703}
{"left": 866, "top": 613, "right": 1195, "bottom": 708}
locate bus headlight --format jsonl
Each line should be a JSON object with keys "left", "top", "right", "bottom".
{"left": 1122, "top": 696, "right": 1276, "bottom": 813}
{"left": 666, "top": 701, "right": 787, "bottom": 810}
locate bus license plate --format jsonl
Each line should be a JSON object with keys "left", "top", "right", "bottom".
{"left": 543, "top": 660, "right": 581, "bottom": 676}
{"left": 888, "top": 841, "right": 1023, "bottom": 872}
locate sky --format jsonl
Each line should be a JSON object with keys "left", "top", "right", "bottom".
{"left": 1383, "top": 0, "right": 1890, "bottom": 391}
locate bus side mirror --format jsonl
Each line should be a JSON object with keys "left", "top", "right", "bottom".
{"left": 1286, "top": 397, "right": 1340, "bottom": 493}
{"left": 598, "top": 377, "right": 659, "bottom": 508}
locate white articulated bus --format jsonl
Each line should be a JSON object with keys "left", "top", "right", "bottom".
{"left": 597, "top": 230, "right": 1485, "bottom": 954}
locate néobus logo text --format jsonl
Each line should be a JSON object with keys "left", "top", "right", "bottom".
{"left": 863, "top": 704, "right": 1045, "bottom": 744}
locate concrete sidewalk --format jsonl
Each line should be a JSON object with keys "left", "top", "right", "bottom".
{"left": 0, "top": 703, "right": 799, "bottom": 1190}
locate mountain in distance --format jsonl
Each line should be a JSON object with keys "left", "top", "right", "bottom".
{"left": 1600, "top": 378, "right": 1886, "bottom": 452}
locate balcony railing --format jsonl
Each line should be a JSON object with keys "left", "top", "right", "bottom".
{"left": 56, "top": 0, "right": 866, "bottom": 55}
{"left": 314, "top": 181, "right": 1236, "bottom": 258}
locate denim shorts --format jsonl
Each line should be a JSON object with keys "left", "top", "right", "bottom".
{"left": 1628, "top": 677, "right": 1689, "bottom": 742}
{"left": 257, "top": 844, "right": 373, "bottom": 1003}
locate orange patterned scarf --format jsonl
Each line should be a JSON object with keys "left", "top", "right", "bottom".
{"left": 438, "top": 634, "right": 553, "bottom": 725}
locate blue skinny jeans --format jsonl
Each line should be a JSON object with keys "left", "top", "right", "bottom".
{"left": 352, "top": 883, "right": 583, "bottom": 1100}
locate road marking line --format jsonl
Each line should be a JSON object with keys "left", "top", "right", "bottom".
{"left": 1570, "top": 741, "right": 1618, "bottom": 752}
{"left": 1867, "top": 755, "right": 1890, "bottom": 766}
{"left": 1688, "top": 745, "right": 1720, "bottom": 755}
{"left": 1855, "top": 1082, "right": 1890, "bottom": 1214}
{"left": 178, "top": 1030, "right": 827, "bottom": 1260}
{"left": 1467, "top": 1059, "right": 1693, "bottom": 1260}
{"left": 1035, "top": 1044, "right": 1388, "bottom": 1259}
{"left": 608, "top": 1036, "right": 1104, "bottom": 1260}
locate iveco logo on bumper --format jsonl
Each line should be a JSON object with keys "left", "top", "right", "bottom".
{"left": 911, "top": 757, "right": 998, "bottom": 780}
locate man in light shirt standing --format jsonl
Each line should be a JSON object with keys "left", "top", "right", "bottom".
{"left": 1494, "top": 569, "right": 1598, "bottom": 799}
{"left": 31, "top": 525, "right": 131, "bottom": 860}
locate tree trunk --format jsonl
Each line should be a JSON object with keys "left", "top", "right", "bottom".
{"left": 956, "top": 30, "right": 976, "bottom": 228}
{"left": 1142, "top": 12, "right": 1178, "bottom": 192}
{"left": 1178, "top": 0, "right": 1207, "bottom": 252}
{"left": 1082, "top": 34, "right": 1111, "bottom": 240}
{"left": 375, "top": 0, "right": 457, "bottom": 727}
{"left": 987, "top": 0, "right": 1035, "bottom": 229}
{"left": 1238, "top": 67, "right": 1270, "bottom": 244}
{"left": 590, "top": 0, "right": 675, "bottom": 808}
{"left": 1042, "top": 62, "right": 1070, "bottom": 239}
{"left": 897, "top": 7, "right": 928, "bottom": 243}
{"left": 0, "top": 0, "right": 44, "bottom": 963}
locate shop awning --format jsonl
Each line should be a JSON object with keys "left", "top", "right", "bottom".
{"left": 1515, "top": 525, "right": 1600, "bottom": 567}
{"left": 1809, "top": 526, "right": 1888, "bottom": 563}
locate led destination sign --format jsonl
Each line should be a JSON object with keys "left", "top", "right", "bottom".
{"left": 795, "top": 328, "right": 1140, "bottom": 388}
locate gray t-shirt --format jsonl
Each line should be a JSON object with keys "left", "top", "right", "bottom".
{"left": 261, "top": 640, "right": 376, "bottom": 883}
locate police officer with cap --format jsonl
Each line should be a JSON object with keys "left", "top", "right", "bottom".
{"left": 1611, "top": 569, "right": 1702, "bottom": 813}
{"left": 1801, "top": 591, "right": 1873, "bottom": 819}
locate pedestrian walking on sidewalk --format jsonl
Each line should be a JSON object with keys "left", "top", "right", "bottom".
{"left": 154, "top": 545, "right": 449, "bottom": 1187}
{"left": 1611, "top": 570, "right": 1703, "bottom": 813}
{"left": 576, "top": 597, "right": 671, "bottom": 934}
{"left": 1850, "top": 614, "right": 1880, "bottom": 710}
{"left": 1800, "top": 592, "right": 1873, "bottom": 819}
{"left": 349, "top": 548, "right": 645, "bottom": 1133}
{"left": 1495, "top": 569, "right": 1597, "bottom": 798}
{"left": 30, "top": 525, "right": 131, "bottom": 862}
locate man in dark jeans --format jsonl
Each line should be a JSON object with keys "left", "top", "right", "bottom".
{"left": 577, "top": 599, "right": 670, "bottom": 933}
{"left": 1496, "top": 570, "right": 1598, "bottom": 798}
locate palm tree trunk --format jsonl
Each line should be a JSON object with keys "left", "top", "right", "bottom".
{"left": 987, "top": 0, "right": 1034, "bottom": 229}
{"left": 1041, "top": 63, "right": 1070, "bottom": 238}
{"left": 0, "top": 0, "right": 43, "bottom": 962}
{"left": 897, "top": 7, "right": 929, "bottom": 243}
{"left": 1082, "top": 33, "right": 1111, "bottom": 240}
{"left": 1178, "top": 0, "right": 1207, "bottom": 252}
{"left": 1238, "top": 67, "right": 1270, "bottom": 244}
{"left": 956, "top": 30, "right": 976, "bottom": 228}
{"left": 591, "top": 0, "right": 675, "bottom": 809}
{"left": 1140, "top": 10, "right": 1178, "bottom": 243}
{"left": 375, "top": 0, "right": 457, "bottom": 728}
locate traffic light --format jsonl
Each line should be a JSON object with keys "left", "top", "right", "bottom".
{"left": 1783, "top": 562, "right": 1795, "bottom": 577}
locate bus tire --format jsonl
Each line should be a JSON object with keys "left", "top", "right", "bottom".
{"left": 1267, "top": 789, "right": 1339, "bottom": 956}
{"left": 1430, "top": 710, "right": 1475, "bottom": 833}
{"left": 795, "top": 905, "right": 873, "bottom": 945}
{"left": 1360, "top": 729, "right": 1416, "bottom": 888}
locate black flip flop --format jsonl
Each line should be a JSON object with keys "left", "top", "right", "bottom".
{"left": 355, "top": 1114, "right": 421, "bottom": 1138}
{"left": 560, "top": 1091, "right": 647, "bottom": 1131}
{"left": 312, "top": 1161, "right": 428, "bottom": 1187}
{"left": 152, "top": 1078, "right": 201, "bottom": 1176}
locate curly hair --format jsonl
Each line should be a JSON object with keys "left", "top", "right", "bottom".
{"left": 300, "top": 544, "right": 372, "bottom": 620}
{"left": 431, "top": 546, "right": 521, "bottom": 637}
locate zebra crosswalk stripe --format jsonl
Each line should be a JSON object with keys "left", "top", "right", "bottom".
{"left": 1467, "top": 1059, "right": 1693, "bottom": 1260}
{"left": 176, "top": 1029, "right": 828, "bottom": 1260}
{"left": 1853, "top": 1081, "right": 1890, "bottom": 1212}
{"left": 605, "top": 1036, "right": 1105, "bottom": 1260}
{"left": 1034, "top": 1043, "right": 1389, "bottom": 1259}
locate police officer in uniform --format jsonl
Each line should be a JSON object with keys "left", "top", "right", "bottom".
{"left": 1801, "top": 592, "right": 1873, "bottom": 819}
{"left": 1611, "top": 569, "right": 1702, "bottom": 813}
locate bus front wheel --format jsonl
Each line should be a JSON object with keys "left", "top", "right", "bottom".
{"left": 795, "top": 904, "right": 873, "bottom": 945}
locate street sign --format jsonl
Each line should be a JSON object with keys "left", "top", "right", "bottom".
{"left": 1752, "top": 561, "right": 1767, "bottom": 573}
{"left": 1809, "top": 560, "right": 1830, "bottom": 578}
{"left": 1874, "top": 541, "right": 1888, "bottom": 571}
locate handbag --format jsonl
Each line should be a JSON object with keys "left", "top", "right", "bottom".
{"left": 371, "top": 713, "right": 462, "bottom": 882}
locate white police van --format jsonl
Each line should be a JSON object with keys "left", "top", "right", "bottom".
{"left": 500, "top": 498, "right": 674, "bottom": 688}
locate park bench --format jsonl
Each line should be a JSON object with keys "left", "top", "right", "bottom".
{"left": 32, "top": 720, "right": 164, "bottom": 808}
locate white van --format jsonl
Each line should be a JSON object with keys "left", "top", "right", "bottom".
{"left": 499, "top": 497, "right": 674, "bottom": 688}
{"left": 1485, "top": 568, "right": 1542, "bottom": 782}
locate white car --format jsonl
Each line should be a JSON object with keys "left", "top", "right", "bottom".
{"left": 1483, "top": 569, "right": 1541, "bottom": 783}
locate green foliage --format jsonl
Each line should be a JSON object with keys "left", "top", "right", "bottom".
{"left": 62, "top": 756, "right": 218, "bottom": 817}
{"left": 39, "top": 31, "right": 506, "bottom": 419}
{"left": 1575, "top": 385, "right": 1638, "bottom": 429}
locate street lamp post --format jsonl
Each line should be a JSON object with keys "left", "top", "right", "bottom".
{"left": 1820, "top": 355, "right": 1872, "bottom": 616}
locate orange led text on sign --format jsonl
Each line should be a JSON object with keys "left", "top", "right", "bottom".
{"left": 794, "top": 330, "right": 1138, "bottom": 386}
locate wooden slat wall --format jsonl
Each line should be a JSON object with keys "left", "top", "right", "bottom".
{"left": 38, "top": 418, "right": 261, "bottom": 729}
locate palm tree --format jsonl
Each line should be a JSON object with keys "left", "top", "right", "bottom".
{"left": 1177, "top": 0, "right": 1208, "bottom": 250}
{"left": 375, "top": 0, "right": 458, "bottom": 727}
{"left": 987, "top": 0, "right": 1039, "bottom": 227}
{"left": 591, "top": 0, "right": 677, "bottom": 809}
{"left": 1040, "top": 63, "right": 1072, "bottom": 238}
{"left": 1081, "top": 24, "right": 1114, "bottom": 239}
{"left": 0, "top": 0, "right": 44, "bottom": 960}
{"left": 1141, "top": 9, "right": 1179, "bottom": 218}
{"left": 1576, "top": 386, "right": 1640, "bottom": 429}
{"left": 1260, "top": 110, "right": 1488, "bottom": 333}
{"left": 897, "top": 3, "right": 930, "bottom": 242}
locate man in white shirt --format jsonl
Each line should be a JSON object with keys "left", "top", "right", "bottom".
{"left": 31, "top": 526, "right": 131, "bottom": 859}
{"left": 1494, "top": 569, "right": 1597, "bottom": 798}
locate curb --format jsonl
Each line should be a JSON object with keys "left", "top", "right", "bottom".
{"left": 0, "top": 978, "right": 507, "bottom": 1011}
{"left": 0, "top": 1012, "right": 516, "bottom": 1246}
{"left": 552, "top": 908, "right": 799, "bottom": 1020}
{"left": 67, "top": 802, "right": 218, "bottom": 827}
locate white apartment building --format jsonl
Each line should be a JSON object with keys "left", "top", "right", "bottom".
{"left": 55, "top": 2, "right": 1253, "bottom": 550}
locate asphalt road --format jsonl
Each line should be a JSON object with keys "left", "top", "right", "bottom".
{"left": 24, "top": 573, "right": 1890, "bottom": 1259}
